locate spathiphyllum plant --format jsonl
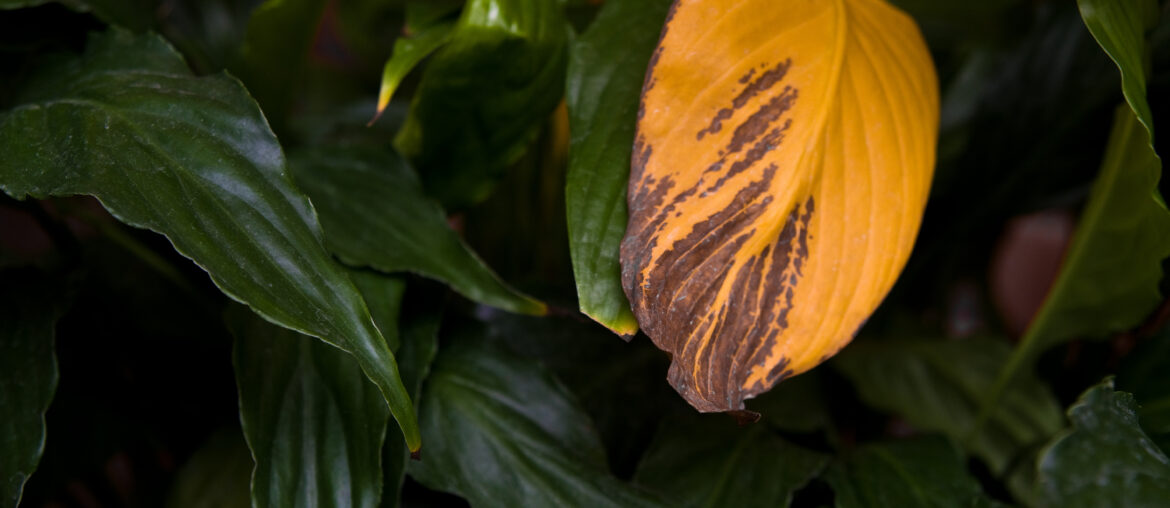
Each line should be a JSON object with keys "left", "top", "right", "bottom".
{"left": 1, "top": 0, "right": 1169, "bottom": 507}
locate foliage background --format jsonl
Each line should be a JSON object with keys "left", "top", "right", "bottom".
{"left": 1, "top": 0, "right": 1170, "bottom": 507}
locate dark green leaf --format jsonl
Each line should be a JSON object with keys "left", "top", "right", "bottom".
{"left": 565, "top": 0, "right": 672, "bottom": 336}
{"left": 289, "top": 145, "right": 544, "bottom": 315}
{"left": 372, "top": 21, "right": 454, "bottom": 123}
{"left": 229, "top": 307, "right": 389, "bottom": 508}
{"left": 380, "top": 298, "right": 441, "bottom": 508}
{"left": 477, "top": 309, "right": 677, "bottom": 478}
{"left": 633, "top": 415, "right": 828, "bottom": 508}
{"left": 980, "top": 106, "right": 1170, "bottom": 439}
{"left": 83, "top": 0, "right": 158, "bottom": 32}
{"left": 1119, "top": 327, "right": 1170, "bottom": 453}
{"left": 1032, "top": 379, "right": 1170, "bottom": 507}
{"left": 746, "top": 369, "right": 832, "bottom": 435}
{"left": 835, "top": 337, "right": 1063, "bottom": 475}
{"left": 231, "top": 0, "right": 327, "bottom": 128}
{"left": 348, "top": 270, "right": 406, "bottom": 352}
{"left": 826, "top": 436, "right": 1002, "bottom": 508}
{"left": 165, "top": 429, "right": 253, "bottom": 508}
{"left": 0, "top": 30, "right": 419, "bottom": 450}
{"left": 395, "top": 0, "right": 569, "bottom": 208}
{"left": 407, "top": 334, "right": 665, "bottom": 507}
{"left": 980, "top": 0, "right": 1169, "bottom": 428}
{"left": 0, "top": 271, "right": 62, "bottom": 507}
{"left": 1078, "top": 0, "right": 1160, "bottom": 140}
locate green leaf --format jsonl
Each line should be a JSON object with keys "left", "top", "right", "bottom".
{"left": 165, "top": 429, "right": 253, "bottom": 508}
{"left": 980, "top": 106, "right": 1170, "bottom": 438}
{"left": 288, "top": 145, "right": 544, "bottom": 315}
{"left": 0, "top": 271, "right": 62, "bottom": 507}
{"left": 633, "top": 415, "right": 828, "bottom": 508}
{"left": 395, "top": 0, "right": 570, "bottom": 208}
{"left": 229, "top": 307, "right": 389, "bottom": 508}
{"left": 0, "top": 29, "right": 419, "bottom": 451}
{"left": 407, "top": 334, "right": 665, "bottom": 507}
{"left": 231, "top": 0, "right": 328, "bottom": 129}
{"left": 826, "top": 436, "right": 1003, "bottom": 508}
{"left": 564, "top": 0, "right": 672, "bottom": 336}
{"left": 1032, "top": 378, "right": 1170, "bottom": 507}
{"left": 746, "top": 369, "right": 832, "bottom": 435}
{"left": 1119, "top": 327, "right": 1170, "bottom": 453}
{"left": 835, "top": 337, "right": 1064, "bottom": 475}
{"left": 372, "top": 21, "right": 455, "bottom": 123}
{"left": 380, "top": 298, "right": 441, "bottom": 508}
{"left": 1078, "top": 0, "right": 1160, "bottom": 142}
{"left": 348, "top": 270, "right": 406, "bottom": 352}
{"left": 979, "top": 0, "right": 1170, "bottom": 431}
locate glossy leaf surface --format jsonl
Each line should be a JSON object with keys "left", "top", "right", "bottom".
{"left": 230, "top": 308, "right": 389, "bottom": 508}
{"left": 565, "top": 0, "right": 673, "bottom": 336}
{"left": 622, "top": 0, "right": 939, "bottom": 411}
{"left": 372, "top": 21, "right": 455, "bottom": 123}
{"left": 0, "top": 30, "right": 419, "bottom": 451}
{"left": 395, "top": 0, "right": 569, "bottom": 207}
{"left": 835, "top": 337, "right": 1063, "bottom": 475}
{"left": 826, "top": 436, "right": 1002, "bottom": 508}
{"left": 634, "top": 415, "right": 828, "bottom": 507}
{"left": 1033, "top": 379, "right": 1170, "bottom": 507}
{"left": 407, "top": 335, "right": 664, "bottom": 507}
{"left": 0, "top": 272, "right": 61, "bottom": 508}
{"left": 288, "top": 146, "right": 544, "bottom": 315}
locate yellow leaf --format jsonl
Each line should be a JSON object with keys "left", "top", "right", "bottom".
{"left": 621, "top": 0, "right": 939, "bottom": 412}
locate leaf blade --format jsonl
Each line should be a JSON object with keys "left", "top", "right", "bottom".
{"left": 230, "top": 307, "right": 390, "bottom": 508}
{"left": 394, "top": 0, "right": 570, "bottom": 207}
{"left": 622, "top": 0, "right": 939, "bottom": 411}
{"left": 0, "top": 271, "right": 62, "bottom": 508}
{"left": 565, "top": 0, "right": 674, "bottom": 336}
{"left": 0, "top": 30, "right": 419, "bottom": 451}
{"left": 1032, "top": 379, "right": 1170, "bottom": 507}
{"left": 288, "top": 146, "right": 545, "bottom": 315}
{"left": 407, "top": 334, "right": 665, "bottom": 507}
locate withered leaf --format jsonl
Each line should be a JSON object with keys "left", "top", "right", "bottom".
{"left": 622, "top": 0, "right": 939, "bottom": 412}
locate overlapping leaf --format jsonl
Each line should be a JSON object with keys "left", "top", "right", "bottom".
{"left": 565, "top": 0, "right": 674, "bottom": 336}
{"left": 407, "top": 335, "right": 665, "bottom": 507}
{"left": 835, "top": 337, "right": 1063, "bottom": 475}
{"left": 231, "top": 0, "right": 327, "bottom": 128}
{"left": 394, "top": 0, "right": 570, "bottom": 207}
{"left": 634, "top": 415, "right": 828, "bottom": 507}
{"left": 979, "top": 0, "right": 1169, "bottom": 431}
{"left": 622, "top": 0, "right": 939, "bottom": 411}
{"left": 826, "top": 436, "right": 1003, "bottom": 508}
{"left": 230, "top": 307, "right": 389, "bottom": 508}
{"left": 0, "top": 271, "right": 62, "bottom": 507}
{"left": 288, "top": 146, "right": 545, "bottom": 315}
{"left": 0, "top": 30, "right": 419, "bottom": 451}
{"left": 1032, "top": 379, "right": 1170, "bottom": 507}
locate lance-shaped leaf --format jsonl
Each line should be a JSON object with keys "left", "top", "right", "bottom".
{"left": 566, "top": 0, "right": 674, "bottom": 337}
{"left": 0, "top": 271, "right": 63, "bottom": 507}
{"left": 394, "top": 0, "right": 569, "bottom": 208}
{"left": 622, "top": 0, "right": 939, "bottom": 412}
{"left": 0, "top": 30, "right": 419, "bottom": 452}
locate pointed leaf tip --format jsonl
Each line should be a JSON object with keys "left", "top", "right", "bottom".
{"left": 621, "top": 0, "right": 939, "bottom": 412}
